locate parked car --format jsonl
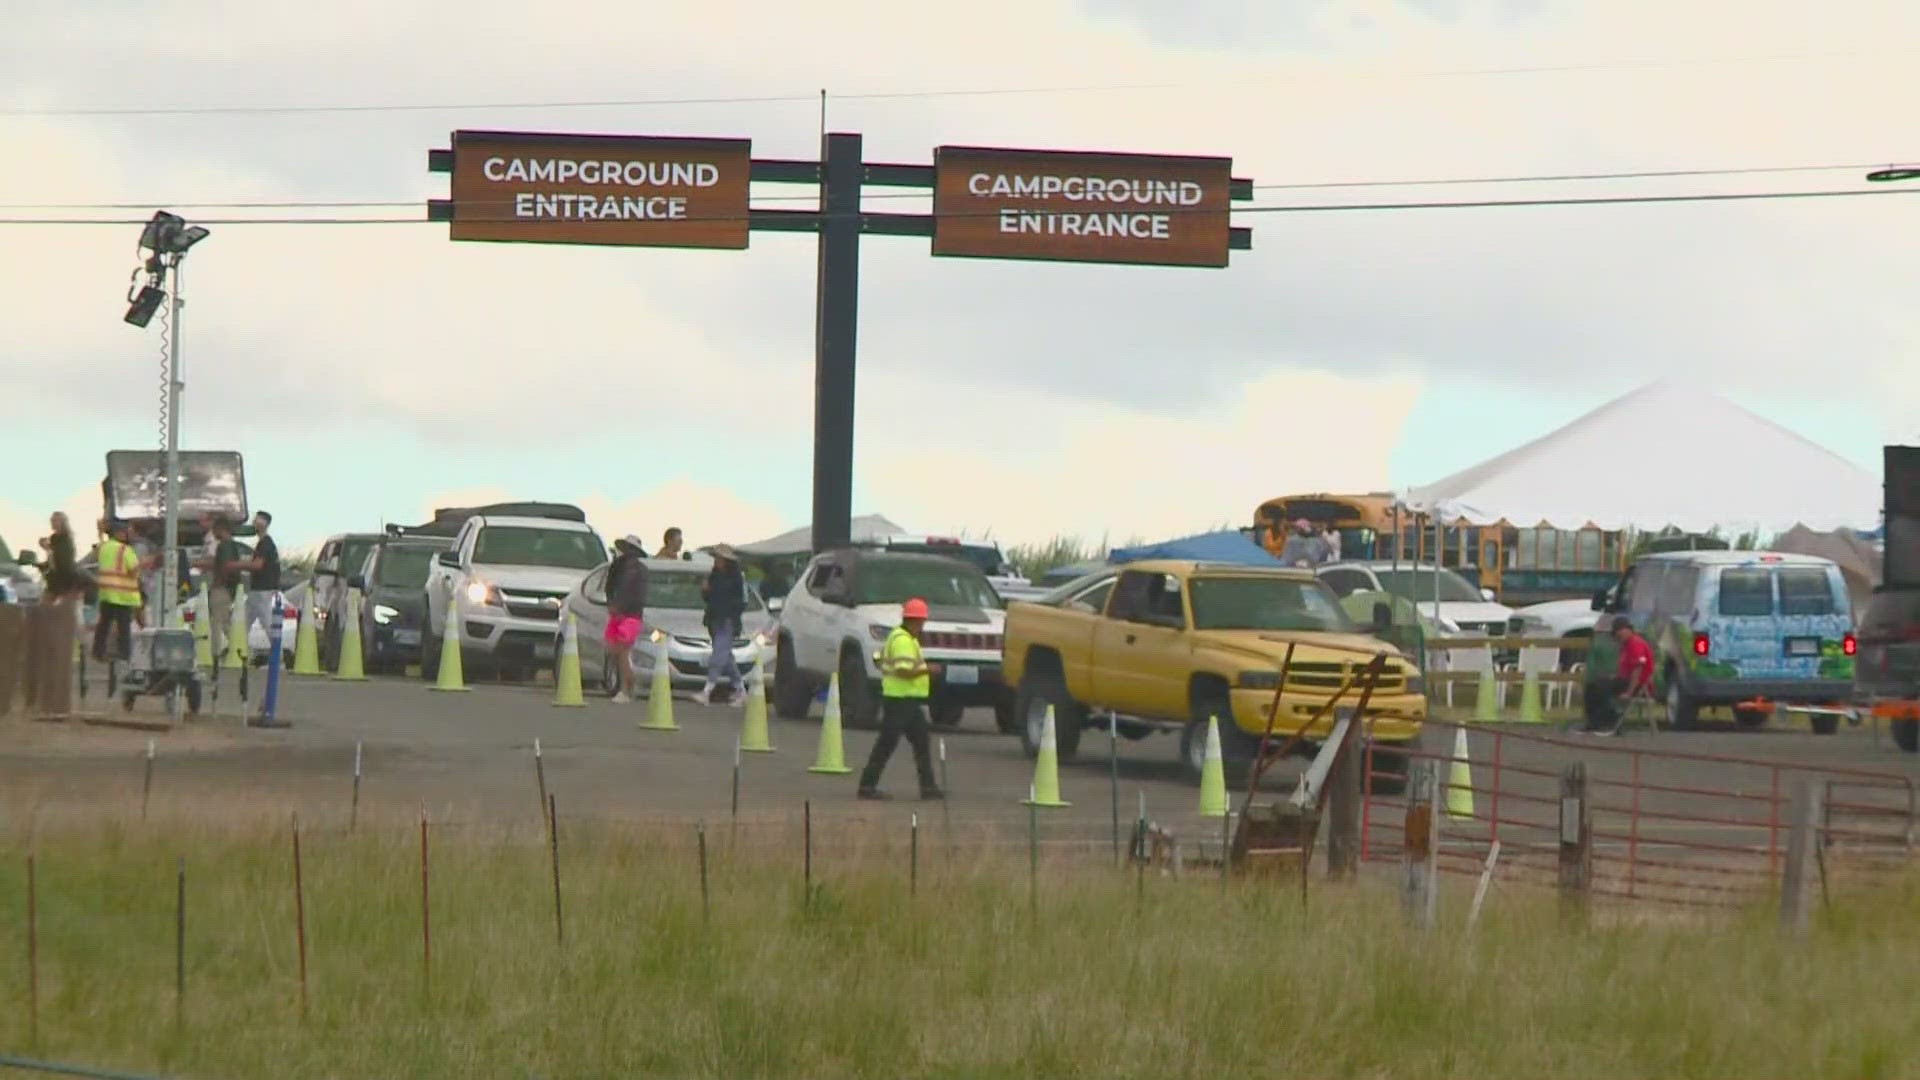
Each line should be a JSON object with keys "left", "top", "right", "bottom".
{"left": 773, "top": 548, "right": 1015, "bottom": 731}
{"left": 855, "top": 534, "right": 1039, "bottom": 601}
{"left": 422, "top": 505, "right": 606, "bottom": 682}
{"left": 350, "top": 536, "right": 451, "bottom": 674}
{"left": 560, "top": 554, "right": 777, "bottom": 696}
{"left": 1584, "top": 551, "right": 1856, "bottom": 731}
{"left": 1316, "top": 560, "right": 1516, "bottom": 636}
{"left": 309, "top": 532, "right": 384, "bottom": 670}
{"left": 1508, "top": 597, "right": 1600, "bottom": 670}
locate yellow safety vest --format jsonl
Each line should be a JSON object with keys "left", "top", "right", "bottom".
{"left": 879, "top": 627, "right": 930, "bottom": 699}
{"left": 96, "top": 539, "right": 142, "bottom": 607}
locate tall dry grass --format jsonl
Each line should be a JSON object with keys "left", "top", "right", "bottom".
{"left": 0, "top": 817, "right": 1916, "bottom": 1078}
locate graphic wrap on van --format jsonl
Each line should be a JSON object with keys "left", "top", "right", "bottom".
{"left": 1691, "top": 612, "right": 1854, "bottom": 683}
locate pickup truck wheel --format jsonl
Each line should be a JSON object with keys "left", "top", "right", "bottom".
{"left": 773, "top": 637, "right": 812, "bottom": 719}
{"left": 1185, "top": 689, "right": 1249, "bottom": 783}
{"left": 838, "top": 647, "right": 880, "bottom": 729}
{"left": 420, "top": 628, "right": 441, "bottom": 681}
{"left": 930, "top": 701, "right": 966, "bottom": 729}
{"left": 1893, "top": 718, "right": 1919, "bottom": 753}
{"left": 1015, "top": 675, "right": 1084, "bottom": 760}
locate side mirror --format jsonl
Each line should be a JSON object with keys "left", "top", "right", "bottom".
{"left": 1480, "top": 587, "right": 1496, "bottom": 602}
{"left": 437, "top": 551, "right": 459, "bottom": 568}
{"left": 347, "top": 574, "right": 366, "bottom": 590}
{"left": 1590, "top": 589, "right": 1610, "bottom": 612}
{"left": 1371, "top": 601, "right": 1393, "bottom": 632}
{"left": 766, "top": 596, "right": 785, "bottom": 614}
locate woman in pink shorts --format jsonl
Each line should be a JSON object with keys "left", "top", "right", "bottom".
{"left": 604, "top": 535, "right": 650, "bottom": 702}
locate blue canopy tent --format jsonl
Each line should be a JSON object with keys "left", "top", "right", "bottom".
{"left": 1107, "top": 530, "right": 1282, "bottom": 567}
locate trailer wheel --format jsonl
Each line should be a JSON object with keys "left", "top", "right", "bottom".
{"left": 1810, "top": 713, "right": 1840, "bottom": 736}
{"left": 185, "top": 680, "right": 203, "bottom": 716}
{"left": 1892, "top": 718, "right": 1918, "bottom": 753}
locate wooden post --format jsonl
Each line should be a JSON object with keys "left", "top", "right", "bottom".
{"left": 1467, "top": 840, "right": 1501, "bottom": 929}
{"left": 697, "top": 822, "right": 710, "bottom": 925}
{"left": 546, "top": 794, "right": 563, "bottom": 947}
{"left": 420, "top": 807, "right": 432, "bottom": 995}
{"left": 1558, "top": 764, "right": 1591, "bottom": 924}
{"left": 291, "top": 814, "right": 309, "bottom": 1017}
{"left": 1779, "top": 778, "right": 1824, "bottom": 937}
{"left": 1326, "top": 730, "right": 1362, "bottom": 879}
{"left": 1403, "top": 760, "right": 1437, "bottom": 928}
{"left": 350, "top": 741, "right": 362, "bottom": 833}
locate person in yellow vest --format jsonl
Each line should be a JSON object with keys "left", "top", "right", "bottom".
{"left": 857, "top": 597, "right": 946, "bottom": 801}
{"left": 92, "top": 518, "right": 142, "bottom": 664}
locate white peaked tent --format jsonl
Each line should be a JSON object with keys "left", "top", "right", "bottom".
{"left": 734, "top": 513, "right": 906, "bottom": 557}
{"left": 1400, "top": 381, "right": 1880, "bottom": 533}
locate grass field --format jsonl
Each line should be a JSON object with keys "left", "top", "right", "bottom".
{"left": 1, "top": 818, "right": 1917, "bottom": 1079}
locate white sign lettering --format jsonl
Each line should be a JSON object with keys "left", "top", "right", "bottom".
{"left": 966, "top": 172, "right": 1204, "bottom": 206}
{"left": 995, "top": 209, "right": 1172, "bottom": 239}
{"left": 481, "top": 157, "right": 722, "bottom": 188}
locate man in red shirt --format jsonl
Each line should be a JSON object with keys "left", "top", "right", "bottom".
{"left": 1589, "top": 618, "right": 1657, "bottom": 734}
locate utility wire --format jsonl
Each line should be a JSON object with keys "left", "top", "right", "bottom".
{"left": 0, "top": 160, "right": 1899, "bottom": 212}
{"left": 3, "top": 183, "right": 1918, "bottom": 227}
{"left": 3, "top": 48, "right": 1911, "bottom": 118}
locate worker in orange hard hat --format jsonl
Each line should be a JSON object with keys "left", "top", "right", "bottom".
{"left": 858, "top": 596, "right": 944, "bottom": 801}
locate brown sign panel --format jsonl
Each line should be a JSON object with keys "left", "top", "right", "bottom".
{"left": 931, "top": 146, "right": 1234, "bottom": 268}
{"left": 447, "top": 130, "right": 751, "bottom": 249}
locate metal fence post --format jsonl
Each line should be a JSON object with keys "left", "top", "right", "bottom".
{"left": 1558, "top": 763, "right": 1591, "bottom": 924}
{"left": 1403, "top": 760, "right": 1437, "bottom": 928}
{"left": 1779, "top": 778, "right": 1824, "bottom": 937}
{"left": 1326, "top": 726, "right": 1362, "bottom": 879}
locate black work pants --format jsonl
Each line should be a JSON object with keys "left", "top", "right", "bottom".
{"left": 860, "top": 696, "right": 936, "bottom": 791}
{"left": 92, "top": 603, "right": 135, "bottom": 663}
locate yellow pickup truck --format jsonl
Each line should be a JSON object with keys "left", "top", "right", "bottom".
{"left": 1001, "top": 559, "right": 1426, "bottom": 785}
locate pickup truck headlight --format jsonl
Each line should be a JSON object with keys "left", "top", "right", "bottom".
{"left": 464, "top": 581, "right": 501, "bottom": 607}
{"left": 751, "top": 632, "right": 769, "bottom": 649}
{"left": 867, "top": 623, "right": 893, "bottom": 642}
{"left": 373, "top": 604, "right": 399, "bottom": 625}
{"left": 1237, "top": 670, "right": 1283, "bottom": 690}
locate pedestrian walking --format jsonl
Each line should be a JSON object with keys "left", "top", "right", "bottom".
{"left": 604, "top": 535, "right": 649, "bottom": 703}
{"left": 857, "top": 597, "right": 945, "bottom": 801}
{"left": 91, "top": 519, "right": 142, "bottom": 665}
{"left": 697, "top": 544, "right": 746, "bottom": 705}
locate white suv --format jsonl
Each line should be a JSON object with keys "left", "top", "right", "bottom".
{"left": 423, "top": 510, "right": 607, "bottom": 682}
{"left": 771, "top": 548, "right": 1018, "bottom": 732}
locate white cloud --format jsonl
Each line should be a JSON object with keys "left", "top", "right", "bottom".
{"left": 864, "top": 367, "right": 1423, "bottom": 545}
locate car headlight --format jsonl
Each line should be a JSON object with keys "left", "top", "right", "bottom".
{"left": 867, "top": 623, "right": 893, "bottom": 642}
{"left": 751, "top": 632, "right": 769, "bottom": 649}
{"left": 373, "top": 604, "right": 399, "bottom": 625}
{"left": 1237, "top": 670, "right": 1283, "bottom": 690}
{"left": 464, "top": 580, "right": 501, "bottom": 607}
{"left": 649, "top": 628, "right": 668, "bottom": 644}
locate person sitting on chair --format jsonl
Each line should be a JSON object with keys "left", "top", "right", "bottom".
{"left": 1588, "top": 618, "right": 1656, "bottom": 734}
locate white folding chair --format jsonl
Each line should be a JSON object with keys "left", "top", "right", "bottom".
{"left": 1444, "top": 644, "right": 1497, "bottom": 708}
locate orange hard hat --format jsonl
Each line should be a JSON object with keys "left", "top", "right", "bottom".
{"left": 902, "top": 597, "right": 930, "bottom": 620}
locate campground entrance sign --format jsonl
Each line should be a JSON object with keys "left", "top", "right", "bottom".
{"left": 428, "top": 131, "right": 1252, "bottom": 550}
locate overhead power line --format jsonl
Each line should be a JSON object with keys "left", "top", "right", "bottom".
{"left": 3, "top": 48, "right": 1912, "bottom": 118}
{"left": 0, "top": 160, "right": 1898, "bottom": 212}
{"left": 2, "top": 183, "right": 1918, "bottom": 228}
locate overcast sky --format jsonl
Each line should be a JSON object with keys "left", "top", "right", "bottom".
{"left": 2, "top": 0, "right": 1914, "bottom": 556}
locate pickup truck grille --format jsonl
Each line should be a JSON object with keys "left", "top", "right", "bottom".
{"left": 501, "top": 590, "right": 566, "bottom": 621}
{"left": 922, "top": 630, "right": 1002, "bottom": 652}
{"left": 1285, "top": 660, "right": 1407, "bottom": 694}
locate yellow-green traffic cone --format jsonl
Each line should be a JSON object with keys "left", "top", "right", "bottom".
{"left": 428, "top": 595, "right": 468, "bottom": 692}
{"left": 1446, "top": 725, "right": 1475, "bottom": 821}
{"left": 190, "top": 584, "right": 213, "bottom": 669}
{"left": 1021, "top": 705, "right": 1072, "bottom": 808}
{"left": 807, "top": 672, "right": 852, "bottom": 774}
{"left": 1474, "top": 668, "right": 1499, "bottom": 722}
{"left": 333, "top": 591, "right": 368, "bottom": 682}
{"left": 552, "top": 611, "right": 585, "bottom": 707}
{"left": 291, "top": 585, "right": 322, "bottom": 675}
{"left": 1517, "top": 670, "right": 1545, "bottom": 724}
{"left": 221, "top": 584, "right": 249, "bottom": 670}
{"left": 639, "top": 639, "right": 678, "bottom": 731}
{"left": 1197, "top": 715, "right": 1229, "bottom": 818}
{"left": 739, "top": 663, "right": 774, "bottom": 752}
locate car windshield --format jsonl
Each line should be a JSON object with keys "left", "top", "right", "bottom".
{"left": 341, "top": 538, "right": 377, "bottom": 578}
{"left": 884, "top": 541, "right": 1006, "bottom": 576}
{"left": 1189, "top": 576, "right": 1355, "bottom": 633}
{"left": 1372, "top": 568, "right": 1484, "bottom": 604}
{"left": 377, "top": 546, "right": 442, "bottom": 587}
{"left": 854, "top": 560, "right": 1003, "bottom": 608}
{"left": 646, "top": 570, "right": 766, "bottom": 612}
{"left": 473, "top": 527, "right": 606, "bottom": 569}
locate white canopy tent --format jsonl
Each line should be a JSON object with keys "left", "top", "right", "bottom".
{"left": 733, "top": 513, "right": 907, "bottom": 558}
{"left": 1399, "top": 381, "right": 1880, "bottom": 534}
